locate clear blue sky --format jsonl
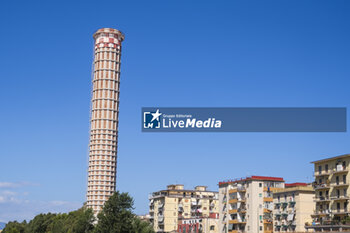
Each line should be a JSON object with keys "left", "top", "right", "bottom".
{"left": 0, "top": 0, "right": 349, "bottom": 222}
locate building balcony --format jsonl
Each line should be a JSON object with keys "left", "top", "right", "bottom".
{"left": 264, "top": 197, "right": 273, "bottom": 202}
{"left": 281, "top": 212, "right": 288, "bottom": 217}
{"left": 229, "top": 219, "right": 246, "bottom": 224}
{"left": 332, "top": 182, "right": 349, "bottom": 188}
{"left": 333, "top": 166, "right": 348, "bottom": 174}
{"left": 314, "top": 183, "right": 331, "bottom": 190}
{"left": 264, "top": 219, "right": 273, "bottom": 224}
{"left": 229, "top": 198, "right": 246, "bottom": 204}
{"left": 281, "top": 201, "right": 288, "bottom": 206}
{"left": 314, "top": 196, "right": 331, "bottom": 202}
{"left": 158, "top": 215, "right": 164, "bottom": 222}
{"left": 311, "top": 210, "right": 331, "bottom": 217}
{"left": 274, "top": 202, "right": 281, "bottom": 208}
{"left": 229, "top": 209, "right": 237, "bottom": 214}
{"left": 333, "top": 208, "right": 350, "bottom": 215}
{"left": 263, "top": 187, "right": 280, "bottom": 192}
{"left": 289, "top": 199, "right": 296, "bottom": 204}
{"left": 229, "top": 188, "right": 237, "bottom": 194}
{"left": 331, "top": 195, "right": 350, "bottom": 201}
{"left": 315, "top": 171, "right": 332, "bottom": 177}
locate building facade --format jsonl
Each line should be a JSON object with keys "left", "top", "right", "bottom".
{"left": 177, "top": 215, "right": 219, "bottom": 233}
{"left": 86, "top": 28, "right": 124, "bottom": 214}
{"left": 218, "top": 176, "right": 285, "bottom": 233}
{"left": 307, "top": 154, "right": 350, "bottom": 232}
{"left": 273, "top": 183, "right": 314, "bottom": 232}
{"left": 149, "top": 185, "right": 219, "bottom": 233}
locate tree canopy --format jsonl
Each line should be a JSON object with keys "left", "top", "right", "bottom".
{"left": 2, "top": 192, "right": 154, "bottom": 233}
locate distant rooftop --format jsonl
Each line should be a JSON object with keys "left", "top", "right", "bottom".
{"left": 285, "top": 182, "right": 308, "bottom": 187}
{"left": 311, "top": 153, "right": 350, "bottom": 164}
{"left": 153, "top": 184, "right": 217, "bottom": 194}
{"left": 219, "top": 175, "right": 284, "bottom": 186}
{"left": 274, "top": 182, "right": 314, "bottom": 194}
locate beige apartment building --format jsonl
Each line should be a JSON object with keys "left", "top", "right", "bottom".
{"left": 149, "top": 184, "right": 219, "bottom": 233}
{"left": 218, "top": 176, "right": 285, "bottom": 233}
{"left": 307, "top": 153, "right": 350, "bottom": 232}
{"left": 273, "top": 183, "right": 314, "bottom": 232}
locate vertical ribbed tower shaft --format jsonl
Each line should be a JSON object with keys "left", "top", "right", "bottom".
{"left": 86, "top": 28, "right": 124, "bottom": 214}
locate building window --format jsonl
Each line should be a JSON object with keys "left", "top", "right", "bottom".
{"left": 325, "top": 164, "right": 329, "bottom": 172}
{"left": 318, "top": 165, "right": 322, "bottom": 174}
{"left": 259, "top": 183, "right": 262, "bottom": 187}
{"left": 259, "top": 193, "right": 262, "bottom": 197}
{"left": 260, "top": 226, "right": 263, "bottom": 231}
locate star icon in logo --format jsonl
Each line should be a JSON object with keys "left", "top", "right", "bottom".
{"left": 151, "top": 109, "right": 162, "bottom": 122}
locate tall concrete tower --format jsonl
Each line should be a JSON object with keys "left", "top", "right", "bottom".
{"left": 86, "top": 28, "right": 124, "bottom": 214}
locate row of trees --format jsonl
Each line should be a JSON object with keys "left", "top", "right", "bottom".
{"left": 3, "top": 192, "right": 154, "bottom": 233}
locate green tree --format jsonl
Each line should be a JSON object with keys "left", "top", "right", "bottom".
{"left": 2, "top": 221, "right": 27, "bottom": 233}
{"left": 94, "top": 191, "right": 135, "bottom": 233}
{"left": 67, "top": 208, "right": 95, "bottom": 233}
{"left": 3, "top": 192, "right": 150, "bottom": 233}
{"left": 25, "top": 213, "right": 56, "bottom": 233}
{"left": 45, "top": 208, "right": 94, "bottom": 233}
{"left": 131, "top": 217, "right": 154, "bottom": 233}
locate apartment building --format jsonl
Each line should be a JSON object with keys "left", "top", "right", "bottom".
{"left": 307, "top": 153, "right": 350, "bottom": 232}
{"left": 218, "top": 176, "right": 285, "bottom": 233}
{"left": 149, "top": 184, "right": 219, "bottom": 233}
{"left": 273, "top": 183, "right": 314, "bottom": 232}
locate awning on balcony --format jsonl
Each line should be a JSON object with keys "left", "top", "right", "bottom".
{"left": 287, "top": 214, "right": 295, "bottom": 221}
